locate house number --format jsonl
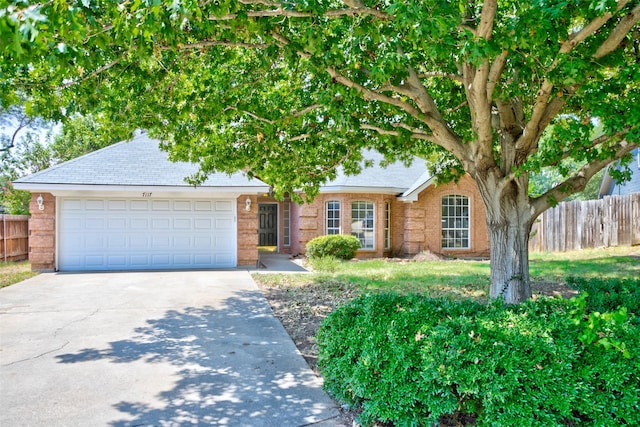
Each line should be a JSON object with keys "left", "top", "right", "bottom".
{"left": 142, "top": 192, "right": 152, "bottom": 197}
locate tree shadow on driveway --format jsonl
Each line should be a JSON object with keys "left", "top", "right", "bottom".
{"left": 55, "top": 290, "right": 337, "bottom": 426}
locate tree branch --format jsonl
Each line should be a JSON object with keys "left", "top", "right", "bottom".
{"left": 477, "top": 0, "right": 497, "bottom": 39}
{"left": 172, "top": 40, "right": 270, "bottom": 49}
{"left": 595, "top": 2, "right": 640, "bottom": 58}
{"left": 360, "top": 123, "right": 438, "bottom": 143}
{"left": 417, "top": 71, "right": 463, "bottom": 82}
{"left": 208, "top": 5, "right": 389, "bottom": 21}
{"left": 518, "top": 0, "right": 633, "bottom": 154}
{"left": 505, "top": 129, "right": 631, "bottom": 184}
{"left": 531, "top": 140, "right": 639, "bottom": 217}
{"left": 486, "top": 50, "right": 508, "bottom": 101}
{"left": 59, "top": 55, "right": 125, "bottom": 89}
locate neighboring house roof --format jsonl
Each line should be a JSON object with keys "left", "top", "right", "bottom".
{"left": 14, "top": 133, "right": 270, "bottom": 193}
{"left": 598, "top": 148, "right": 640, "bottom": 198}
{"left": 321, "top": 150, "right": 431, "bottom": 196}
{"left": 14, "top": 133, "right": 436, "bottom": 198}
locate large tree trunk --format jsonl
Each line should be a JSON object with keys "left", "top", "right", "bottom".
{"left": 486, "top": 212, "right": 533, "bottom": 304}
{"left": 475, "top": 174, "right": 534, "bottom": 304}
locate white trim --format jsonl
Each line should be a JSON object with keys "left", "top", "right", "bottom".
{"left": 325, "top": 200, "right": 341, "bottom": 235}
{"left": 320, "top": 185, "right": 408, "bottom": 195}
{"left": 441, "top": 194, "right": 471, "bottom": 250}
{"left": 12, "top": 183, "right": 269, "bottom": 195}
{"left": 351, "top": 200, "right": 375, "bottom": 250}
{"left": 282, "top": 201, "right": 291, "bottom": 247}
{"left": 399, "top": 174, "right": 436, "bottom": 202}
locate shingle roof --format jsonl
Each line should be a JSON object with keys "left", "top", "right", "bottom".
{"left": 321, "top": 150, "right": 430, "bottom": 194}
{"left": 15, "top": 134, "right": 432, "bottom": 196}
{"left": 14, "top": 133, "right": 268, "bottom": 189}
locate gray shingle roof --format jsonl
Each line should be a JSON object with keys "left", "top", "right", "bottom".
{"left": 15, "top": 133, "right": 268, "bottom": 189}
{"left": 15, "top": 134, "right": 432, "bottom": 195}
{"left": 321, "top": 150, "right": 429, "bottom": 194}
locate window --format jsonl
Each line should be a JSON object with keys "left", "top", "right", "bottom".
{"left": 352, "top": 201, "right": 374, "bottom": 249}
{"left": 326, "top": 201, "right": 341, "bottom": 235}
{"left": 441, "top": 195, "right": 470, "bottom": 249}
{"left": 282, "top": 201, "right": 291, "bottom": 247}
{"left": 384, "top": 201, "right": 391, "bottom": 250}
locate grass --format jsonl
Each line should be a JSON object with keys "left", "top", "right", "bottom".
{"left": 0, "top": 261, "right": 38, "bottom": 289}
{"left": 255, "top": 246, "right": 640, "bottom": 301}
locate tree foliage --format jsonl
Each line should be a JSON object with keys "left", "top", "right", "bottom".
{"left": 1, "top": 0, "right": 638, "bottom": 301}
{"left": 0, "top": 113, "right": 120, "bottom": 213}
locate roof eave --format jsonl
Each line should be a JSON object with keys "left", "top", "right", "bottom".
{"left": 319, "top": 185, "right": 408, "bottom": 195}
{"left": 12, "top": 182, "right": 270, "bottom": 194}
{"left": 398, "top": 176, "right": 437, "bottom": 202}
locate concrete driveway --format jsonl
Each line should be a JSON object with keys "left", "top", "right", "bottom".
{"left": 0, "top": 271, "right": 339, "bottom": 426}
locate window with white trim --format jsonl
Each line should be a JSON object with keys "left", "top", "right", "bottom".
{"left": 351, "top": 201, "right": 374, "bottom": 249}
{"left": 384, "top": 201, "right": 391, "bottom": 250}
{"left": 441, "top": 195, "right": 470, "bottom": 249}
{"left": 326, "top": 201, "right": 341, "bottom": 235}
{"left": 282, "top": 201, "right": 291, "bottom": 246}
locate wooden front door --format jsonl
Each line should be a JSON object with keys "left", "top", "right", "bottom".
{"left": 258, "top": 204, "right": 278, "bottom": 246}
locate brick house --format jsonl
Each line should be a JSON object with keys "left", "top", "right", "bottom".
{"left": 14, "top": 134, "right": 489, "bottom": 271}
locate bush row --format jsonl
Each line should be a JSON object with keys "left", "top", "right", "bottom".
{"left": 317, "top": 278, "right": 640, "bottom": 426}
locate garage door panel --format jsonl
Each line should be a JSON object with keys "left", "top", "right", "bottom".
{"left": 194, "top": 218, "right": 212, "bottom": 229}
{"left": 85, "top": 218, "right": 105, "bottom": 229}
{"left": 152, "top": 218, "right": 171, "bottom": 229}
{"left": 62, "top": 199, "right": 83, "bottom": 210}
{"left": 173, "top": 200, "right": 191, "bottom": 211}
{"left": 107, "top": 255, "right": 127, "bottom": 266}
{"left": 131, "top": 255, "right": 149, "bottom": 265}
{"left": 215, "top": 218, "right": 233, "bottom": 229}
{"left": 59, "top": 197, "right": 237, "bottom": 271}
{"left": 108, "top": 218, "right": 127, "bottom": 229}
{"left": 174, "top": 218, "right": 191, "bottom": 229}
{"left": 152, "top": 200, "right": 170, "bottom": 210}
{"left": 107, "top": 200, "right": 126, "bottom": 210}
{"left": 195, "top": 201, "right": 213, "bottom": 211}
{"left": 131, "top": 218, "right": 149, "bottom": 230}
{"left": 86, "top": 200, "right": 105, "bottom": 210}
{"left": 215, "top": 200, "right": 233, "bottom": 211}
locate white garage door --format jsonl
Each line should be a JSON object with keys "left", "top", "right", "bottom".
{"left": 59, "top": 198, "right": 236, "bottom": 271}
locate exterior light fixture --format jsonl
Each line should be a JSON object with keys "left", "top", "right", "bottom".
{"left": 245, "top": 197, "right": 252, "bottom": 212}
{"left": 36, "top": 194, "right": 45, "bottom": 211}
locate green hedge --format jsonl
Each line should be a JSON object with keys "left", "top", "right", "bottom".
{"left": 317, "top": 278, "right": 640, "bottom": 426}
{"left": 306, "top": 234, "right": 361, "bottom": 260}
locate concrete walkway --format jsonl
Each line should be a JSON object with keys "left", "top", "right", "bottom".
{"left": 255, "top": 253, "right": 309, "bottom": 273}
{"left": 0, "top": 271, "right": 339, "bottom": 426}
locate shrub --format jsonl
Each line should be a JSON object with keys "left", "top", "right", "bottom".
{"left": 317, "top": 292, "right": 640, "bottom": 427}
{"left": 567, "top": 276, "right": 640, "bottom": 316}
{"left": 306, "top": 234, "right": 361, "bottom": 260}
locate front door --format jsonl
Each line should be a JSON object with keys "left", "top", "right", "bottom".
{"left": 258, "top": 204, "right": 278, "bottom": 247}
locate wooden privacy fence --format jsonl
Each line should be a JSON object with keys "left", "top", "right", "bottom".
{"left": 530, "top": 193, "right": 640, "bottom": 252}
{"left": 1, "top": 215, "right": 29, "bottom": 262}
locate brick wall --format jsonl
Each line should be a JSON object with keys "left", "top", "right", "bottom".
{"left": 411, "top": 175, "right": 490, "bottom": 257}
{"left": 288, "top": 174, "right": 490, "bottom": 259}
{"left": 237, "top": 195, "right": 259, "bottom": 266}
{"left": 292, "top": 193, "right": 399, "bottom": 258}
{"left": 28, "top": 193, "right": 56, "bottom": 271}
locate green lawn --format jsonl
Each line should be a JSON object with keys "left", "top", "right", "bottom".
{"left": 256, "top": 247, "right": 640, "bottom": 301}
{"left": 0, "top": 261, "right": 38, "bottom": 289}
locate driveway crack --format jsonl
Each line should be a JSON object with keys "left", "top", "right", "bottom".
{"left": 1, "top": 308, "right": 100, "bottom": 367}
